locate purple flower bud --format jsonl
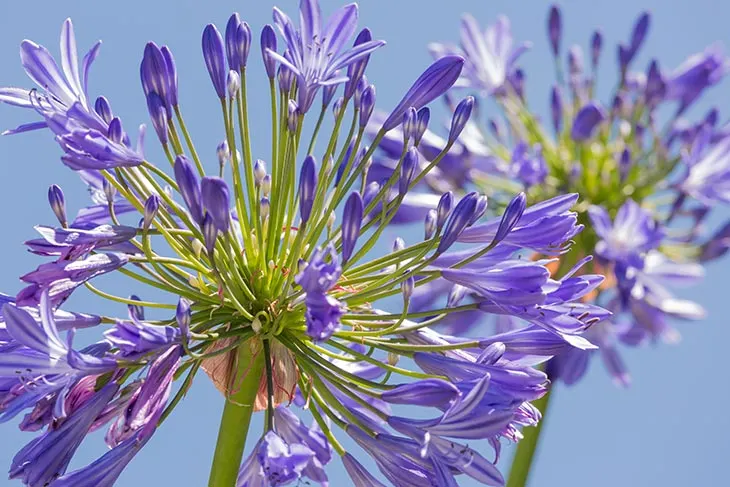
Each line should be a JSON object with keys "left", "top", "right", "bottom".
{"left": 145, "top": 92, "right": 168, "bottom": 145}
{"left": 645, "top": 59, "right": 665, "bottom": 107}
{"left": 103, "top": 178, "right": 116, "bottom": 203}
{"left": 630, "top": 12, "right": 651, "bottom": 55}
{"left": 402, "top": 275, "right": 414, "bottom": 302}
{"left": 402, "top": 107, "right": 418, "bottom": 142}
{"left": 254, "top": 159, "right": 267, "bottom": 185}
{"left": 571, "top": 102, "right": 607, "bottom": 141}
{"left": 260, "top": 25, "right": 278, "bottom": 79}
{"left": 437, "top": 192, "right": 479, "bottom": 254}
{"left": 448, "top": 96, "right": 474, "bottom": 145}
{"left": 619, "top": 148, "right": 632, "bottom": 182}
{"left": 174, "top": 155, "right": 203, "bottom": 225}
{"left": 436, "top": 191, "right": 453, "bottom": 230}
{"left": 238, "top": 22, "right": 252, "bottom": 68}
{"left": 344, "top": 28, "right": 373, "bottom": 100}
{"left": 201, "top": 177, "right": 230, "bottom": 233}
{"left": 353, "top": 75, "right": 368, "bottom": 108}
{"left": 202, "top": 214, "right": 217, "bottom": 254}
{"left": 260, "top": 197, "right": 270, "bottom": 220}
{"left": 227, "top": 69, "right": 240, "bottom": 98}
{"left": 202, "top": 24, "right": 227, "bottom": 98}
{"left": 322, "top": 85, "right": 337, "bottom": 109}
{"left": 143, "top": 194, "right": 160, "bottom": 231}
{"left": 226, "top": 13, "right": 242, "bottom": 69}
{"left": 381, "top": 379, "right": 459, "bottom": 407}
{"left": 217, "top": 140, "right": 230, "bottom": 167}
{"left": 382, "top": 55, "right": 464, "bottom": 131}
{"left": 493, "top": 192, "right": 526, "bottom": 245}
{"left": 160, "top": 46, "right": 178, "bottom": 107}
{"left": 299, "top": 155, "right": 317, "bottom": 225}
{"left": 48, "top": 184, "right": 67, "bottom": 227}
{"left": 392, "top": 237, "right": 405, "bottom": 252}
{"left": 362, "top": 181, "right": 380, "bottom": 208}
{"left": 618, "top": 12, "right": 651, "bottom": 70}
{"left": 548, "top": 5, "right": 562, "bottom": 57}
{"left": 332, "top": 97, "right": 345, "bottom": 119}
{"left": 107, "top": 117, "right": 124, "bottom": 144}
{"left": 424, "top": 209, "right": 437, "bottom": 240}
{"left": 128, "top": 294, "right": 145, "bottom": 321}
{"left": 176, "top": 297, "right": 191, "bottom": 338}
{"left": 140, "top": 42, "right": 170, "bottom": 113}
{"left": 359, "top": 85, "right": 376, "bottom": 129}
{"left": 551, "top": 86, "right": 562, "bottom": 133}
{"left": 278, "top": 62, "right": 295, "bottom": 94}
{"left": 261, "top": 174, "right": 271, "bottom": 196}
{"left": 591, "top": 30, "right": 603, "bottom": 69}
{"left": 94, "top": 96, "right": 113, "bottom": 124}
{"left": 399, "top": 147, "right": 418, "bottom": 196}
{"left": 469, "top": 194, "right": 488, "bottom": 226}
{"left": 341, "top": 192, "right": 364, "bottom": 264}
{"left": 568, "top": 45, "right": 584, "bottom": 77}
{"left": 415, "top": 107, "right": 430, "bottom": 145}
{"left": 287, "top": 99, "right": 299, "bottom": 132}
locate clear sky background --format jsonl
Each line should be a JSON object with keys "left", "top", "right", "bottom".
{"left": 0, "top": 1, "right": 728, "bottom": 486}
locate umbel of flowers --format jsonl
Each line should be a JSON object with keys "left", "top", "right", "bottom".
{"left": 370, "top": 4, "right": 728, "bottom": 486}
{"left": 0, "top": 1, "right": 606, "bottom": 486}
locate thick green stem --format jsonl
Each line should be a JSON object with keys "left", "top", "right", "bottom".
{"left": 208, "top": 341, "right": 265, "bottom": 487}
{"left": 506, "top": 388, "right": 553, "bottom": 487}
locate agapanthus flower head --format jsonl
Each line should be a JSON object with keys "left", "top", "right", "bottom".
{"left": 0, "top": 3, "right": 605, "bottom": 486}
{"left": 417, "top": 4, "right": 727, "bottom": 388}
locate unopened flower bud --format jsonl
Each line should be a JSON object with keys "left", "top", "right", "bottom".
{"left": 143, "top": 194, "right": 161, "bottom": 231}
{"left": 260, "top": 197, "right": 270, "bottom": 220}
{"left": 48, "top": 184, "right": 67, "bottom": 227}
{"left": 424, "top": 209, "right": 437, "bottom": 240}
{"left": 261, "top": 174, "right": 272, "bottom": 196}
{"left": 227, "top": 69, "right": 240, "bottom": 98}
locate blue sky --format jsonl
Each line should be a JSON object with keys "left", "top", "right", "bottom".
{"left": 0, "top": 1, "right": 727, "bottom": 486}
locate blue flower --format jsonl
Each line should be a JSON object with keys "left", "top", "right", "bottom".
{"left": 268, "top": 0, "right": 385, "bottom": 113}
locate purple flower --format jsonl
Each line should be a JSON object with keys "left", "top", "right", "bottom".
{"left": 104, "top": 320, "right": 180, "bottom": 359}
{"left": 268, "top": 0, "right": 385, "bottom": 112}
{"left": 256, "top": 431, "right": 314, "bottom": 486}
{"left": 26, "top": 224, "right": 137, "bottom": 261}
{"left": 18, "top": 253, "right": 129, "bottom": 307}
{"left": 431, "top": 15, "right": 529, "bottom": 95}
{"left": 107, "top": 346, "right": 180, "bottom": 446}
{"left": 9, "top": 383, "right": 118, "bottom": 487}
{"left": 295, "top": 245, "right": 343, "bottom": 341}
{"left": 459, "top": 194, "right": 582, "bottom": 254}
{"left": 666, "top": 44, "right": 729, "bottom": 113}
{"left": 589, "top": 199, "right": 664, "bottom": 267}
{"left": 679, "top": 133, "right": 730, "bottom": 205}
{"left": 274, "top": 407, "right": 332, "bottom": 483}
